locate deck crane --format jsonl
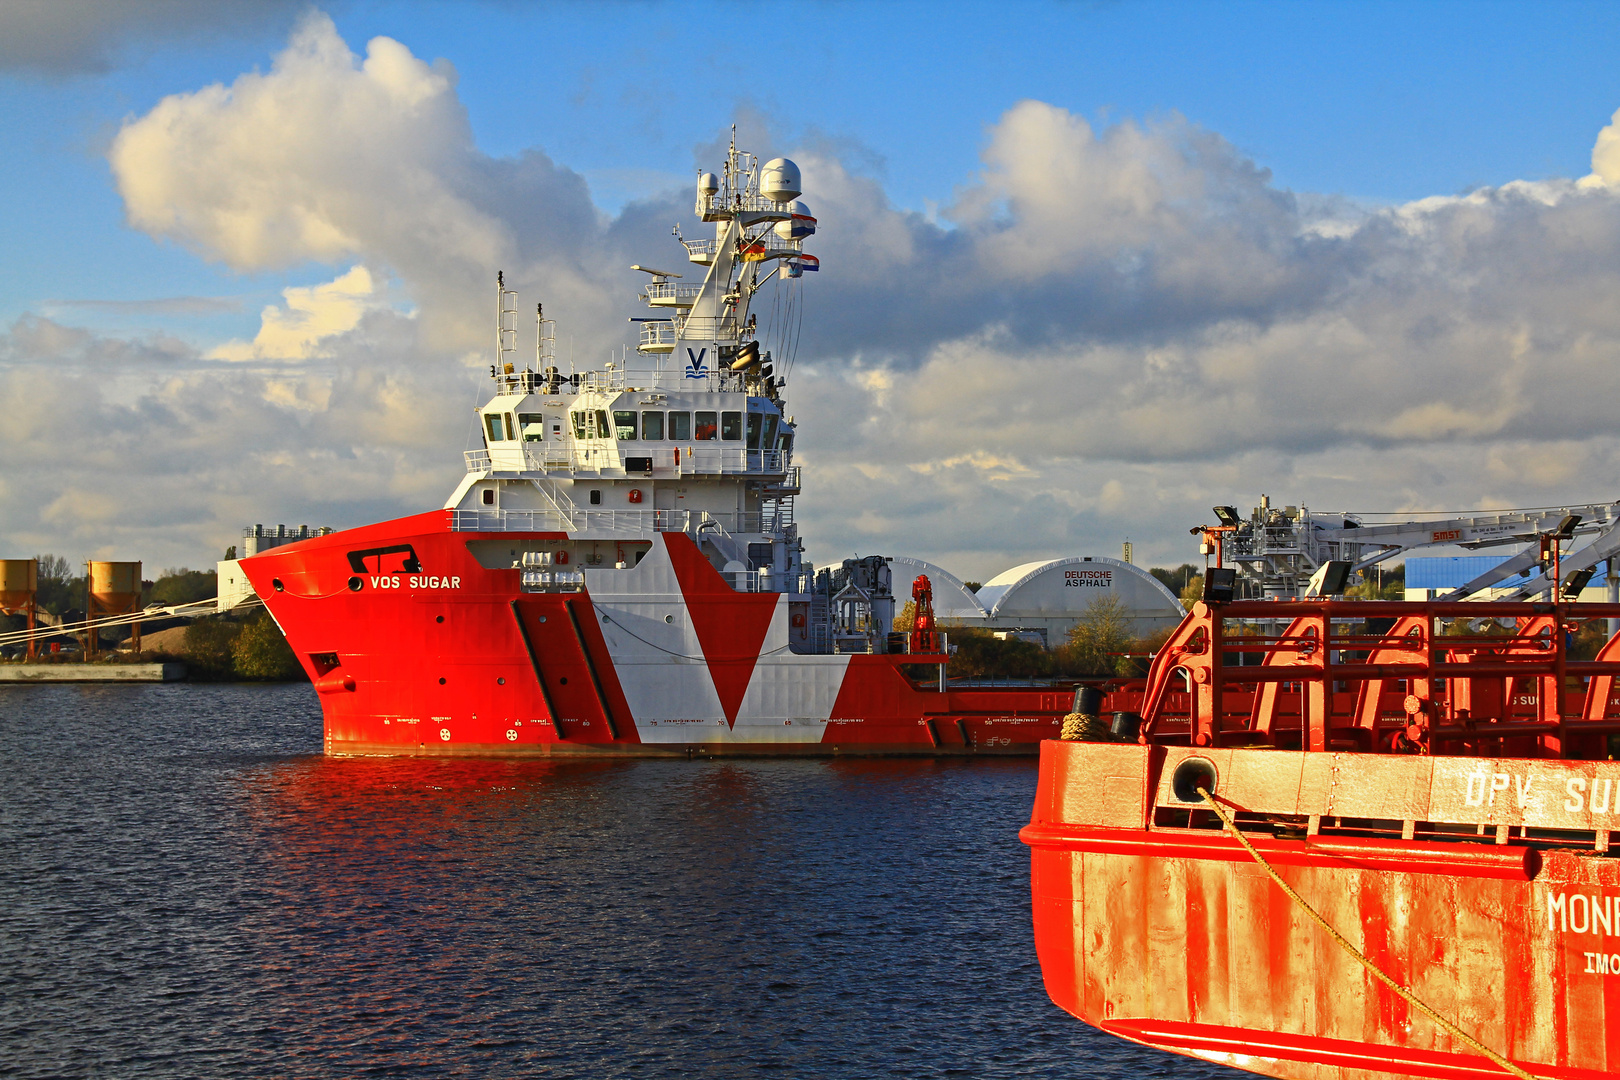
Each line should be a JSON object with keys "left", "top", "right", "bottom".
{"left": 1194, "top": 496, "right": 1620, "bottom": 603}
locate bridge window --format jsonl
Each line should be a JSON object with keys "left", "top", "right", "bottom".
{"left": 641, "top": 411, "right": 664, "bottom": 440}
{"left": 668, "top": 411, "right": 690, "bottom": 441}
{"left": 595, "top": 410, "right": 611, "bottom": 439}
{"left": 746, "top": 412, "right": 762, "bottom": 449}
{"left": 695, "top": 411, "right": 717, "bottom": 440}
{"left": 571, "top": 412, "right": 586, "bottom": 439}
{"left": 762, "top": 414, "right": 778, "bottom": 450}
{"left": 519, "top": 413, "right": 544, "bottom": 442}
{"left": 614, "top": 411, "right": 637, "bottom": 440}
{"left": 484, "top": 413, "right": 505, "bottom": 442}
{"left": 721, "top": 411, "right": 742, "bottom": 441}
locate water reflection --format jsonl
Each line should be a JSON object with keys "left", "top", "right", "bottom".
{"left": 1, "top": 684, "right": 1242, "bottom": 1079}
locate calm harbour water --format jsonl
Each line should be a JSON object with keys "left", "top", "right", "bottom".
{"left": 0, "top": 683, "right": 1242, "bottom": 1079}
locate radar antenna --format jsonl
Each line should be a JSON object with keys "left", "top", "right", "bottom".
{"left": 495, "top": 271, "right": 517, "bottom": 376}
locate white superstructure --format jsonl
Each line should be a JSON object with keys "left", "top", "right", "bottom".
{"left": 445, "top": 140, "right": 869, "bottom": 651}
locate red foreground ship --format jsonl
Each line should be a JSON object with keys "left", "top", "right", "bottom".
{"left": 1024, "top": 594, "right": 1620, "bottom": 1079}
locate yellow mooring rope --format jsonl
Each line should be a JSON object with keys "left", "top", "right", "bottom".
{"left": 1196, "top": 788, "right": 1539, "bottom": 1080}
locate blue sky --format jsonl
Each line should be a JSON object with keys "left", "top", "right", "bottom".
{"left": 6, "top": 1, "right": 1620, "bottom": 575}
{"left": 9, "top": 1, "right": 1620, "bottom": 331}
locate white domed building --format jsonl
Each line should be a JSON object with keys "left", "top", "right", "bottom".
{"left": 888, "top": 557, "right": 989, "bottom": 622}
{"left": 895, "top": 556, "right": 1185, "bottom": 647}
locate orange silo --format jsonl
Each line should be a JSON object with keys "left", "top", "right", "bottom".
{"left": 0, "top": 559, "right": 39, "bottom": 660}
{"left": 86, "top": 560, "right": 142, "bottom": 658}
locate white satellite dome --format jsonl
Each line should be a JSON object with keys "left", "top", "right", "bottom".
{"left": 774, "top": 200, "right": 815, "bottom": 241}
{"left": 697, "top": 171, "right": 719, "bottom": 195}
{"left": 760, "top": 158, "right": 802, "bottom": 203}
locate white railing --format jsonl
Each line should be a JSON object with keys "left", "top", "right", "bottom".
{"left": 675, "top": 315, "right": 741, "bottom": 342}
{"left": 451, "top": 508, "right": 771, "bottom": 536}
{"left": 490, "top": 370, "right": 572, "bottom": 395}
{"left": 738, "top": 234, "right": 802, "bottom": 260}
{"left": 680, "top": 238, "right": 718, "bottom": 262}
{"left": 761, "top": 497, "right": 795, "bottom": 535}
{"left": 699, "top": 567, "right": 816, "bottom": 594}
{"left": 464, "top": 446, "right": 792, "bottom": 477}
{"left": 638, "top": 322, "right": 676, "bottom": 351}
{"left": 574, "top": 367, "right": 630, "bottom": 393}
{"left": 696, "top": 191, "right": 793, "bottom": 221}
{"left": 643, "top": 282, "right": 703, "bottom": 306}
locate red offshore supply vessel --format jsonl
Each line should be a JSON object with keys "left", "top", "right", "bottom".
{"left": 1023, "top": 570, "right": 1620, "bottom": 1079}
{"left": 238, "top": 140, "right": 1073, "bottom": 757}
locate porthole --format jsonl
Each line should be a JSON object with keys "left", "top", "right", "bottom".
{"left": 559, "top": 677, "right": 569, "bottom": 685}
{"left": 497, "top": 677, "right": 506, "bottom": 685}
{"left": 348, "top": 577, "right": 363, "bottom": 591}
{"left": 438, "top": 677, "right": 447, "bottom": 685}
{"left": 435, "top": 615, "right": 445, "bottom": 623}
{"left": 537, "top": 615, "right": 547, "bottom": 623}
{"left": 664, "top": 614, "right": 674, "bottom": 623}
{"left": 272, "top": 578, "right": 284, "bottom": 592}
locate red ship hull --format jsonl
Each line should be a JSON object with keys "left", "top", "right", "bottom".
{"left": 1023, "top": 598, "right": 1620, "bottom": 1079}
{"left": 1025, "top": 741, "right": 1620, "bottom": 1079}
{"left": 244, "top": 511, "right": 1071, "bottom": 756}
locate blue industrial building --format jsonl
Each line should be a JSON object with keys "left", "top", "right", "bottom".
{"left": 1404, "top": 555, "right": 1612, "bottom": 599}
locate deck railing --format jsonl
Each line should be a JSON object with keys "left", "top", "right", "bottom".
{"left": 643, "top": 282, "right": 703, "bottom": 305}
{"left": 465, "top": 446, "right": 789, "bottom": 477}
{"left": 450, "top": 508, "right": 770, "bottom": 536}
{"left": 638, "top": 321, "right": 677, "bottom": 351}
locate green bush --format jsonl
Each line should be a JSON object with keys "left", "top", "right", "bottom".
{"left": 946, "top": 626, "right": 1052, "bottom": 680}
{"left": 184, "top": 617, "right": 242, "bottom": 680}
{"left": 149, "top": 569, "right": 217, "bottom": 606}
{"left": 231, "top": 611, "right": 304, "bottom": 680}
{"left": 33, "top": 553, "right": 83, "bottom": 616}
{"left": 1060, "top": 595, "right": 1135, "bottom": 676}
{"left": 1150, "top": 563, "right": 1200, "bottom": 596}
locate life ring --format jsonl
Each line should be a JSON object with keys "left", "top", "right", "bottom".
{"left": 628, "top": 488, "right": 643, "bottom": 504}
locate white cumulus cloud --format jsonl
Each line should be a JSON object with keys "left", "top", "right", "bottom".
{"left": 208, "top": 265, "right": 385, "bottom": 362}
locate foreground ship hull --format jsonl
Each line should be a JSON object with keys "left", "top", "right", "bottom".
{"left": 1023, "top": 596, "right": 1620, "bottom": 1079}
{"left": 1025, "top": 740, "right": 1620, "bottom": 1080}
{"left": 245, "top": 512, "right": 1068, "bottom": 756}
